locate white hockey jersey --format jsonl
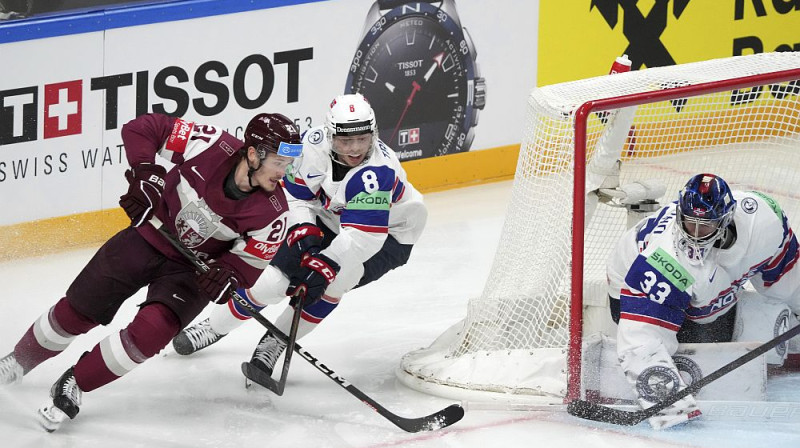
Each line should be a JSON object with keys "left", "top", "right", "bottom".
{"left": 608, "top": 190, "right": 800, "bottom": 331}
{"left": 281, "top": 125, "right": 426, "bottom": 269}
{"left": 606, "top": 190, "right": 800, "bottom": 428}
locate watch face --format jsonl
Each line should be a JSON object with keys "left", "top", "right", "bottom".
{"left": 346, "top": 3, "right": 480, "bottom": 161}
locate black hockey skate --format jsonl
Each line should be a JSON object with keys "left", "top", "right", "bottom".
{"left": 241, "top": 331, "right": 287, "bottom": 390}
{"left": 37, "top": 366, "right": 82, "bottom": 432}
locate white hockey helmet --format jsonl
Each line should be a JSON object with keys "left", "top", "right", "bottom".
{"left": 325, "top": 93, "right": 378, "bottom": 166}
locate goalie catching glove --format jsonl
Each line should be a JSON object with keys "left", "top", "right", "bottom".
{"left": 286, "top": 253, "right": 340, "bottom": 307}
{"left": 119, "top": 162, "right": 167, "bottom": 227}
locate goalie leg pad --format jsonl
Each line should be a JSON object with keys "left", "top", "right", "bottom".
{"left": 734, "top": 291, "right": 796, "bottom": 365}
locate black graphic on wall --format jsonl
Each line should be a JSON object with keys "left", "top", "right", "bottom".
{"left": 591, "top": 0, "right": 692, "bottom": 70}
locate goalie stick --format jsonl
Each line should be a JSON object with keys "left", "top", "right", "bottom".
{"left": 568, "top": 323, "right": 800, "bottom": 426}
{"left": 154, "top": 222, "right": 465, "bottom": 432}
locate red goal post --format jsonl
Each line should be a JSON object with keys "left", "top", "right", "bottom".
{"left": 399, "top": 52, "right": 800, "bottom": 406}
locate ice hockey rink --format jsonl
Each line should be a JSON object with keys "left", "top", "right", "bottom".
{"left": 2, "top": 180, "right": 800, "bottom": 448}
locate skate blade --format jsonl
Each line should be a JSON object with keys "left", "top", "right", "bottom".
{"left": 36, "top": 404, "right": 67, "bottom": 432}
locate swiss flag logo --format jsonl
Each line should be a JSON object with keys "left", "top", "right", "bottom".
{"left": 43, "top": 81, "right": 82, "bottom": 139}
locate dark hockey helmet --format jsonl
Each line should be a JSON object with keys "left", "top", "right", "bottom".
{"left": 676, "top": 173, "right": 736, "bottom": 255}
{"left": 242, "top": 113, "right": 302, "bottom": 159}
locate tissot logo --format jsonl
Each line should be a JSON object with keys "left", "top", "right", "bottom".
{"left": 0, "top": 48, "right": 313, "bottom": 147}
{"left": 591, "top": 0, "right": 691, "bottom": 70}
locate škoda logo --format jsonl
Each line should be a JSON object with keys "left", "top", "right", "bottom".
{"left": 591, "top": 0, "right": 692, "bottom": 70}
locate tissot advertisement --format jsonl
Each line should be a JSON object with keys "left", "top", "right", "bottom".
{"left": 0, "top": 0, "right": 537, "bottom": 226}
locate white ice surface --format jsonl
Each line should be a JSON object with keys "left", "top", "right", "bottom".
{"left": 2, "top": 181, "right": 799, "bottom": 447}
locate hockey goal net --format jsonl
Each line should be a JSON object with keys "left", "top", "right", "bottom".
{"left": 398, "top": 52, "right": 800, "bottom": 404}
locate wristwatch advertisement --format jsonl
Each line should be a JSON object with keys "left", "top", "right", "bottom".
{"left": 345, "top": 0, "right": 486, "bottom": 161}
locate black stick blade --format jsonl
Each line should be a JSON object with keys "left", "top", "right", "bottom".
{"left": 393, "top": 404, "right": 465, "bottom": 433}
{"left": 567, "top": 400, "right": 647, "bottom": 426}
{"left": 242, "top": 362, "right": 284, "bottom": 395}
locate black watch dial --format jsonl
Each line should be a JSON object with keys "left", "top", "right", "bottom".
{"left": 346, "top": 3, "right": 479, "bottom": 161}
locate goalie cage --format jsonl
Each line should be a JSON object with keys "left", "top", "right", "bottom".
{"left": 398, "top": 51, "right": 800, "bottom": 405}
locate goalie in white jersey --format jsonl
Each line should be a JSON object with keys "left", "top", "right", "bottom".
{"left": 606, "top": 173, "right": 800, "bottom": 429}
{"left": 172, "top": 94, "right": 427, "bottom": 385}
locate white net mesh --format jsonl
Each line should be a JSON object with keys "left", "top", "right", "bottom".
{"left": 399, "top": 52, "right": 800, "bottom": 403}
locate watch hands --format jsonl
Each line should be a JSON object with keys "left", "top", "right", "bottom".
{"left": 425, "top": 52, "right": 444, "bottom": 82}
{"left": 389, "top": 53, "right": 444, "bottom": 144}
{"left": 389, "top": 80, "right": 421, "bottom": 145}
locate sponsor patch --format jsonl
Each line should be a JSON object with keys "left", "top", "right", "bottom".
{"left": 244, "top": 238, "right": 281, "bottom": 261}
{"left": 278, "top": 141, "right": 303, "bottom": 157}
{"left": 647, "top": 247, "right": 695, "bottom": 291}
{"left": 751, "top": 190, "right": 784, "bottom": 219}
{"left": 166, "top": 118, "right": 194, "bottom": 153}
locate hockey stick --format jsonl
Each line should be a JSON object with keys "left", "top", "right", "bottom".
{"left": 241, "top": 298, "right": 302, "bottom": 396}
{"left": 155, "top": 223, "right": 464, "bottom": 432}
{"left": 153, "top": 219, "right": 300, "bottom": 395}
{"left": 568, "top": 323, "right": 800, "bottom": 426}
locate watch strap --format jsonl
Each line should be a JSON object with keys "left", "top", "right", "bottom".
{"left": 378, "top": 0, "right": 438, "bottom": 10}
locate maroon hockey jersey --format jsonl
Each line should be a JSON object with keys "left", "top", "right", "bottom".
{"left": 121, "top": 113, "right": 289, "bottom": 288}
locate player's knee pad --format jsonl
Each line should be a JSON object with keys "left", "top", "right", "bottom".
{"left": 123, "top": 303, "right": 181, "bottom": 358}
{"left": 733, "top": 291, "right": 797, "bottom": 365}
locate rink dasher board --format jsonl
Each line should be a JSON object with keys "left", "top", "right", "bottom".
{"left": 464, "top": 400, "right": 800, "bottom": 423}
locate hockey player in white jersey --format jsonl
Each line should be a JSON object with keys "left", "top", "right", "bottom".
{"left": 172, "top": 93, "right": 427, "bottom": 386}
{"left": 606, "top": 173, "right": 800, "bottom": 429}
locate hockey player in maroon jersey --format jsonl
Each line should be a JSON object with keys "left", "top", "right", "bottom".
{"left": 0, "top": 112, "right": 303, "bottom": 431}
{"left": 172, "top": 94, "right": 427, "bottom": 389}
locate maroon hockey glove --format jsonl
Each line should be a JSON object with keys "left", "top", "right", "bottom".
{"left": 197, "top": 263, "right": 239, "bottom": 304}
{"left": 119, "top": 163, "right": 167, "bottom": 227}
{"left": 286, "top": 253, "right": 339, "bottom": 307}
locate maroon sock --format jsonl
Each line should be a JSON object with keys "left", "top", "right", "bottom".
{"left": 14, "top": 298, "right": 97, "bottom": 374}
{"left": 73, "top": 303, "right": 180, "bottom": 392}
{"left": 73, "top": 344, "right": 119, "bottom": 392}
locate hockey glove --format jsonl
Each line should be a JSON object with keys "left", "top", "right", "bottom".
{"left": 286, "top": 253, "right": 339, "bottom": 307}
{"left": 286, "top": 222, "right": 324, "bottom": 262}
{"left": 271, "top": 223, "right": 324, "bottom": 278}
{"left": 119, "top": 163, "right": 167, "bottom": 227}
{"left": 197, "top": 263, "right": 239, "bottom": 304}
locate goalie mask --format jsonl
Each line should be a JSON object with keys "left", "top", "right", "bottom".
{"left": 675, "top": 173, "right": 736, "bottom": 263}
{"left": 325, "top": 93, "right": 378, "bottom": 167}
